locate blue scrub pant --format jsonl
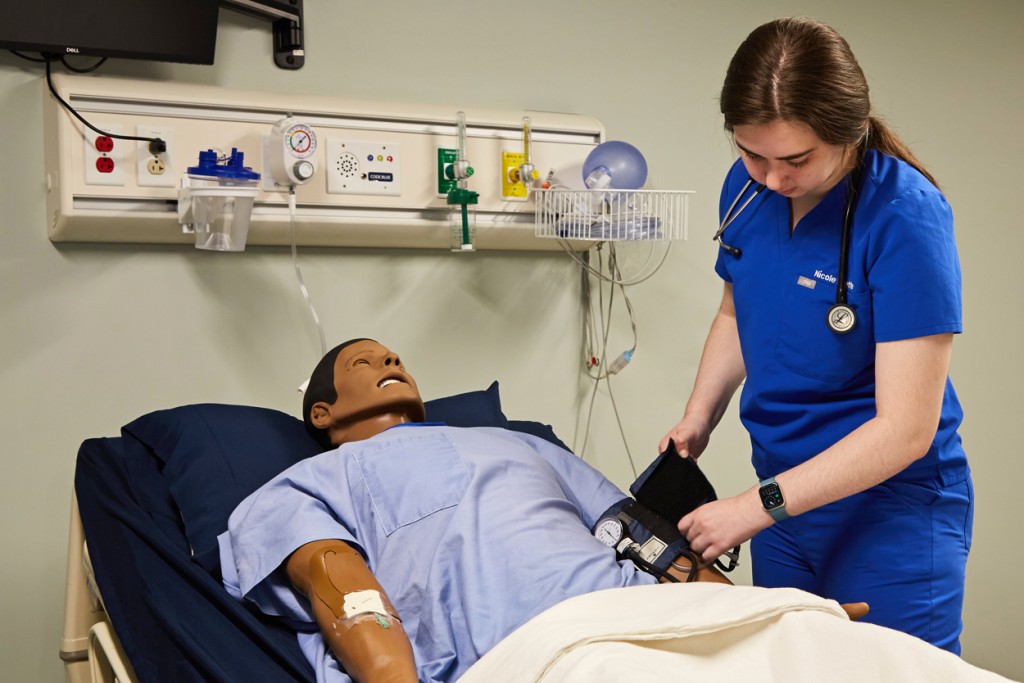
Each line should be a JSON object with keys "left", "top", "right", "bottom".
{"left": 751, "top": 474, "right": 973, "bottom": 654}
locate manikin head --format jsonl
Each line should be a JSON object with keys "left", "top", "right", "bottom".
{"left": 302, "top": 339, "right": 426, "bottom": 449}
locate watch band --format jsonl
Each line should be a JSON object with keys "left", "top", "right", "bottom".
{"left": 758, "top": 476, "right": 789, "bottom": 522}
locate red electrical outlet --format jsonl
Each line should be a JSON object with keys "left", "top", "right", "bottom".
{"left": 84, "top": 125, "right": 125, "bottom": 186}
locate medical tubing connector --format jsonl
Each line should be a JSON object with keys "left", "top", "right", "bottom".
{"left": 608, "top": 349, "right": 633, "bottom": 375}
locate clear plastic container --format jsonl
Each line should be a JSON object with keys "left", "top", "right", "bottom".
{"left": 178, "top": 149, "right": 260, "bottom": 252}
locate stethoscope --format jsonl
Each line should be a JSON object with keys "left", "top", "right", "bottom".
{"left": 713, "top": 166, "right": 865, "bottom": 335}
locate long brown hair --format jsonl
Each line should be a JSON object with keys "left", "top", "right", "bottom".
{"left": 720, "top": 16, "right": 937, "bottom": 187}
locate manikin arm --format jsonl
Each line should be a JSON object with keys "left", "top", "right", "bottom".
{"left": 286, "top": 539, "right": 417, "bottom": 683}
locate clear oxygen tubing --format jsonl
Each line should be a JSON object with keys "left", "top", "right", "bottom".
{"left": 289, "top": 187, "right": 327, "bottom": 357}
{"left": 557, "top": 236, "right": 671, "bottom": 286}
{"left": 574, "top": 243, "right": 638, "bottom": 479}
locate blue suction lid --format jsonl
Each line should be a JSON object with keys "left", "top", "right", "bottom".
{"left": 187, "top": 148, "right": 260, "bottom": 180}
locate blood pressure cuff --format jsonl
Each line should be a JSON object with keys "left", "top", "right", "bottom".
{"left": 596, "top": 497, "right": 694, "bottom": 575}
{"left": 593, "top": 442, "right": 720, "bottom": 577}
{"left": 629, "top": 440, "right": 718, "bottom": 520}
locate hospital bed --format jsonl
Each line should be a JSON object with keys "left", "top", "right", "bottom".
{"left": 61, "top": 385, "right": 1016, "bottom": 683}
{"left": 61, "top": 382, "right": 559, "bottom": 683}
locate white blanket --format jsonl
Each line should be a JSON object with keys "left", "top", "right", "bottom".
{"left": 458, "top": 583, "right": 1016, "bottom": 683}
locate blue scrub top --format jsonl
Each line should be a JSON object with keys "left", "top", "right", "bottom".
{"left": 715, "top": 150, "right": 967, "bottom": 484}
{"left": 219, "top": 424, "right": 655, "bottom": 683}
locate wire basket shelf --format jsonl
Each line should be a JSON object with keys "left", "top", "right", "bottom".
{"left": 534, "top": 188, "right": 692, "bottom": 242}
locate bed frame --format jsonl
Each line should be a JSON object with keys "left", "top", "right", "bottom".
{"left": 61, "top": 490, "right": 139, "bottom": 683}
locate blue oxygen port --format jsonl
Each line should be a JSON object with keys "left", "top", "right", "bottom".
{"left": 187, "top": 148, "right": 260, "bottom": 180}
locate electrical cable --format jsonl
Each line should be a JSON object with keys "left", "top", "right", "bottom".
{"left": 59, "top": 55, "right": 107, "bottom": 73}
{"left": 289, "top": 188, "right": 327, "bottom": 357}
{"left": 599, "top": 247, "right": 638, "bottom": 479}
{"left": 573, "top": 244, "right": 638, "bottom": 478}
{"left": 41, "top": 56, "right": 166, "bottom": 153}
{"left": 575, "top": 247, "right": 607, "bottom": 456}
{"left": 557, "top": 236, "right": 672, "bottom": 286}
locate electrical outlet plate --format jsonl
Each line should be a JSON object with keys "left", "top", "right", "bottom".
{"left": 84, "top": 124, "right": 125, "bottom": 186}
{"left": 437, "top": 147, "right": 459, "bottom": 197}
{"left": 136, "top": 125, "right": 176, "bottom": 188}
{"left": 326, "top": 139, "right": 401, "bottom": 196}
{"left": 501, "top": 150, "right": 528, "bottom": 201}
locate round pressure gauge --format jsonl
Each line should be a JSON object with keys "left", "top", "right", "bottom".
{"left": 594, "top": 516, "right": 624, "bottom": 548}
{"left": 286, "top": 123, "right": 317, "bottom": 158}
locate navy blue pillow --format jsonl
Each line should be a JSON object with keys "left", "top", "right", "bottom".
{"left": 120, "top": 383, "right": 511, "bottom": 576}
{"left": 424, "top": 380, "right": 507, "bottom": 427}
{"left": 121, "top": 404, "right": 323, "bottom": 574}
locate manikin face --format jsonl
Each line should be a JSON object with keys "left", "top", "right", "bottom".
{"left": 311, "top": 340, "right": 425, "bottom": 445}
{"left": 733, "top": 120, "right": 854, "bottom": 206}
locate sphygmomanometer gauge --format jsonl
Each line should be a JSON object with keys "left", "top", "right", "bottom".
{"left": 594, "top": 516, "right": 625, "bottom": 548}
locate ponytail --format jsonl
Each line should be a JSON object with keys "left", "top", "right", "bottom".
{"left": 866, "top": 117, "right": 939, "bottom": 188}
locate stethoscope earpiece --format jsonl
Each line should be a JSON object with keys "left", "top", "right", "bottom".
{"left": 713, "top": 178, "right": 765, "bottom": 259}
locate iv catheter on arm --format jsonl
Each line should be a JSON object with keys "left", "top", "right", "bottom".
{"left": 287, "top": 539, "right": 418, "bottom": 683}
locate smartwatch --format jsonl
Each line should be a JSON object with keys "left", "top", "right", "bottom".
{"left": 758, "top": 477, "right": 789, "bottom": 522}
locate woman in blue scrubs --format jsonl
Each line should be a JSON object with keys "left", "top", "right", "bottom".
{"left": 660, "top": 17, "right": 971, "bottom": 653}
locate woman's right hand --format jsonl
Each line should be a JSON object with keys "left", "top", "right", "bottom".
{"left": 659, "top": 417, "right": 711, "bottom": 460}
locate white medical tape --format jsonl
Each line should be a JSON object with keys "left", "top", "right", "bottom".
{"left": 341, "top": 590, "right": 390, "bottom": 620}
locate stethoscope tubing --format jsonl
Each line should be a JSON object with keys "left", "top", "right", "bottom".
{"left": 835, "top": 165, "right": 864, "bottom": 306}
{"left": 716, "top": 168, "right": 865, "bottom": 333}
{"left": 713, "top": 178, "right": 766, "bottom": 243}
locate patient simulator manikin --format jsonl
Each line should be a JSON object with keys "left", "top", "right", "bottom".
{"left": 225, "top": 339, "right": 865, "bottom": 683}
{"left": 278, "top": 339, "right": 736, "bottom": 682}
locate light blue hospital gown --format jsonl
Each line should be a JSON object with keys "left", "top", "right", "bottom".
{"left": 218, "top": 424, "right": 656, "bottom": 683}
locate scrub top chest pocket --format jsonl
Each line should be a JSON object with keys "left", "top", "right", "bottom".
{"left": 353, "top": 431, "right": 470, "bottom": 536}
{"left": 775, "top": 275, "right": 874, "bottom": 384}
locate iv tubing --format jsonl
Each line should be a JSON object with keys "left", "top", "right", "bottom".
{"left": 289, "top": 188, "right": 327, "bottom": 357}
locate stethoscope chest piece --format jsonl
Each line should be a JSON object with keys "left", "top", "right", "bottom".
{"left": 826, "top": 303, "right": 857, "bottom": 334}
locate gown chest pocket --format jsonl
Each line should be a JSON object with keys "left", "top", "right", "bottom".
{"left": 775, "top": 280, "right": 874, "bottom": 384}
{"left": 353, "top": 432, "right": 470, "bottom": 536}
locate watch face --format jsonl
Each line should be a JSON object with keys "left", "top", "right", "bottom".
{"left": 594, "top": 516, "right": 624, "bottom": 547}
{"left": 759, "top": 482, "right": 784, "bottom": 510}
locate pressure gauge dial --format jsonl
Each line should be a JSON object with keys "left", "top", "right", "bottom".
{"left": 268, "top": 117, "right": 319, "bottom": 186}
{"left": 594, "top": 516, "right": 624, "bottom": 548}
{"left": 285, "top": 123, "right": 317, "bottom": 158}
